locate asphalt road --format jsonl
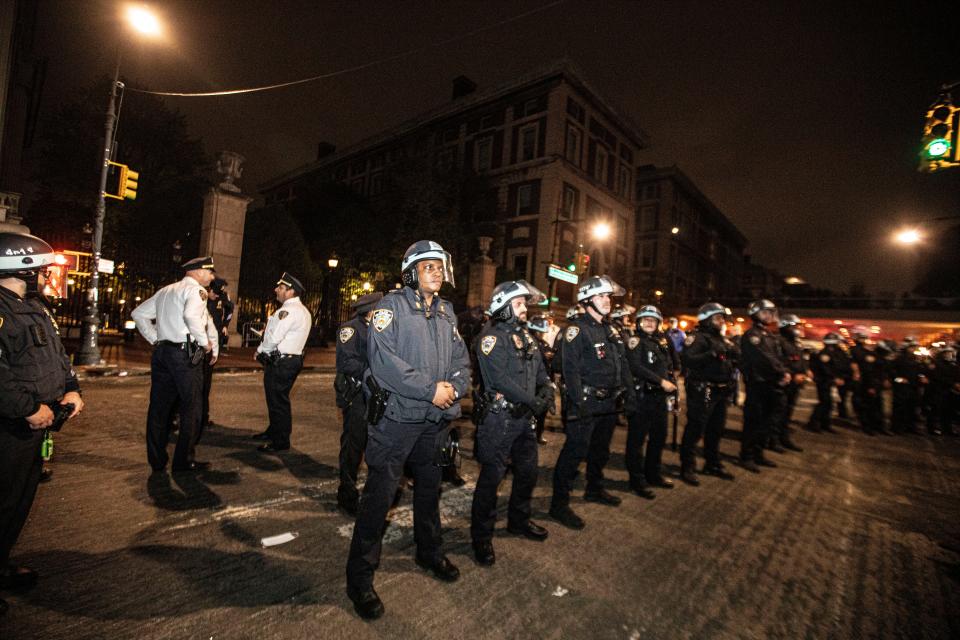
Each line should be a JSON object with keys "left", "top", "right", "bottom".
{"left": 2, "top": 372, "right": 958, "bottom": 639}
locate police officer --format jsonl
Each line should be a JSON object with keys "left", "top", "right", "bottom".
{"left": 738, "top": 299, "right": 789, "bottom": 473}
{"left": 132, "top": 256, "right": 219, "bottom": 473}
{"left": 679, "top": 302, "right": 737, "bottom": 485}
{"left": 345, "top": 240, "right": 471, "bottom": 620}
{"left": 200, "top": 278, "right": 231, "bottom": 431}
{"left": 889, "top": 337, "right": 926, "bottom": 434}
{"left": 0, "top": 232, "right": 84, "bottom": 616}
{"left": 624, "top": 305, "right": 677, "bottom": 497}
{"left": 251, "top": 272, "right": 311, "bottom": 452}
{"left": 775, "top": 314, "right": 805, "bottom": 451}
{"left": 928, "top": 343, "right": 959, "bottom": 436}
{"left": 856, "top": 337, "right": 888, "bottom": 435}
{"left": 549, "top": 275, "right": 635, "bottom": 530}
{"left": 806, "top": 332, "right": 846, "bottom": 434}
{"left": 470, "top": 280, "right": 552, "bottom": 566}
{"left": 335, "top": 291, "right": 383, "bottom": 515}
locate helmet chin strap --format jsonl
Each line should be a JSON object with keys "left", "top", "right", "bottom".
{"left": 14, "top": 270, "right": 41, "bottom": 295}
{"left": 584, "top": 297, "right": 603, "bottom": 317}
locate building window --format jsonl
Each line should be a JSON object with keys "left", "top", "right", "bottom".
{"left": 369, "top": 172, "right": 384, "bottom": 196}
{"left": 594, "top": 146, "right": 608, "bottom": 183}
{"left": 436, "top": 147, "right": 456, "bottom": 170}
{"left": 562, "top": 184, "right": 579, "bottom": 219}
{"left": 638, "top": 205, "right": 658, "bottom": 232}
{"left": 509, "top": 180, "right": 541, "bottom": 217}
{"left": 565, "top": 124, "right": 582, "bottom": 166}
{"left": 480, "top": 114, "right": 496, "bottom": 130}
{"left": 640, "top": 183, "right": 658, "bottom": 200}
{"left": 640, "top": 240, "right": 657, "bottom": 269}
{"left": 618, "top": 164, "right": 631, "bottom": 198}
{"left": 566, "top": 97, "right": 585, "bottom": 124}
{"left": 616, "top": 215, "right": 627, "bottom": 246}
{"left": 475, "top": 137, "right": 493, "bottom": 171}
{"left": 513, "top": 254, "right": 529, "bottom": 279}
{"left": 512, "top": 226, "right": 530, "bottom": 239}
{"left": 518, "top": 184, "right": 533, "bottom": 211}
{"left": 519, "top": 123, "right": 538, "bottom": 162}
{"left": 351, "top": 178, "right": 365, "bottom": 195}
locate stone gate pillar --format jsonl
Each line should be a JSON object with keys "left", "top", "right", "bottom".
{"left": 200, "top": 151, "right": 252, "bottom": 346}
{"left": 466, "top": 236, "right": 496, "bottom": 309}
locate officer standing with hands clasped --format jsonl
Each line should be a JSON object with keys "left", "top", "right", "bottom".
{"left": 346, "top": 240, "right": 471, "bottom": 620}
{"left": 624, "top": 304, "right": 677, "bottom": 497}
{"left": 251, "top": 272, "right": 311, "bottom": 453}
{"left": 470, "top": 280, "right": 553, "bottom": 567}
{"left": 679, "top": 302, "right": 737, "bottom": 485}
{"left": 132, "top": 256, "right": 218, "bottom": 473}
{"left": 739, "top": 299, "right": 790, "bottom": 472}
{"left": 335, "top": 291, "right": 383, "bottom": 515}
{"left": 550, "top": 275, "right": 635, "bottom": 530}
{"left": 0, "top": 232, "right": 84, "bottom": 617}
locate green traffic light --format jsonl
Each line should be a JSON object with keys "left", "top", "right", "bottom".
{"left": 567, "top": 263, "right": 576, "bottom": 271}
{"left": 925, "top": 138, "right": 950, "bottom": 158}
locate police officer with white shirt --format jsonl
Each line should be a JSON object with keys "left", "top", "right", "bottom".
{"left": 132, "top": 256, "right": 219, "bottom": 473}
{"left": 251, "top": 272, "right": 311, "bottom": 452}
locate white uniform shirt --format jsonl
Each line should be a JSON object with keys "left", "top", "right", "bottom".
{"left": 257, "top": 296, "right": 311, "bottom": 355}
{"left": 132, "top": 276, "right": 219, "bottom": 356}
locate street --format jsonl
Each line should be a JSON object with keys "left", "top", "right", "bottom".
{"left": 2, "top": 371, "right": 959, "bottom": 640}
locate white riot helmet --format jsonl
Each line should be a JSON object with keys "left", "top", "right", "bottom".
{"left": 400, "top": 240, "right": 455, "bottom": 289}
{"left": 0, "top": 232, "right": 57, "bottom": 294}
{"left": 576, "top": 275, "right": 625, "bottom": 303}
{"left": 488, "top": 280, "right": 546, "bottom": 322}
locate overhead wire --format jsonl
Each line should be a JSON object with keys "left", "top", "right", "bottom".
{"left": 127, "top": 0, "right": 567, "bottom": 98}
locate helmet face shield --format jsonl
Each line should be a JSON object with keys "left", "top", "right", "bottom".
{"left": 576, "top": 275, "right": 625, "bottom": 302}
{"left": 402, "top": 241, "right": 455, "bottom": 289}
{"left": 515, "top": 280, "right": 546, "bottom": 306}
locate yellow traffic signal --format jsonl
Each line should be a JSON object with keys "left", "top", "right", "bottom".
{"left": 104, "top": 161, "right": 140, "bottom": 200}
{"left": 919, "top": 93, "right": 959, "bottom": 173}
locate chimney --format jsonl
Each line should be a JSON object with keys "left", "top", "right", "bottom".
{"left": 452, "top": 75, "right": 477, "bottom": 100}
{"left": 317, "top": 142, "right": 337, "bottom": 160}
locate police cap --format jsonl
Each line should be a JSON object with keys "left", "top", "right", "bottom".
{"left": 352, "top": 291, "right": 384, "bottom": 315}
{"left": 276, "top": 271, "right": 304, "bottom": 296}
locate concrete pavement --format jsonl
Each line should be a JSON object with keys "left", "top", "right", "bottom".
{"left": 2, "top": 373, "right": 958, "bottom": 639}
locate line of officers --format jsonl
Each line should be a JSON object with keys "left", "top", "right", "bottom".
{"left": 330, "top": 239, "right": 954, "bottom": 621}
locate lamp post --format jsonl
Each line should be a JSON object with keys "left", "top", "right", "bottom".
{"left": 75, "top": 6, "right": 163, "bottom": 365}
{"left": 589, "top": 220, "right": 612, "bottom": 276}
{"left": 322, "top": 255, "right": 339, "bottom": 345}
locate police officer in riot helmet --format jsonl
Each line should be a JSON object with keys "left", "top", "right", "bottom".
{"left": 335, "top": 291, "right": 384, "bottom": 515}
{"left": 526, "top": 311, "right": 560, "bottom": 444}
{"left": 679, "top": 302, "right": 738, "bottom": 485}
{"left": 623, "top": 305, "right": 677, "bottom": 497}
{"left": 470, "top": 280, "right": 553, "bottom": 566}
{"left": 0, "top": 232, "right": 84, "bottom": 616}
{"left": 807, "top": 332, "right": 847, "bottom": 434}
{"left": 889, "top": 336, "right": 927, "bottom": 434}
{"left": 775, "top": 314, "right": 805, "bottom": 451}
{"left": 549, "top": 275, "right": 635, "bottom": 530}
{"left": 345, "top": 240, "right": 471, "bottom": 620}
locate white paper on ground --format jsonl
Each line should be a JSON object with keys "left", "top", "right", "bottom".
{"left": 261, "top": 531, "right": 299, "bottom": 547}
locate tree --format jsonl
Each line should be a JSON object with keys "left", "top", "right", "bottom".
{"left": 24, "top": 76, "right": 209, "bottom": 282}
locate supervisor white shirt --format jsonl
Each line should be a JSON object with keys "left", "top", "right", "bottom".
{"left": 258, "top": 296, "right": 311, "bottom": 355}
{"left": 132, "top": 276, "right": 218, "bottom": 356}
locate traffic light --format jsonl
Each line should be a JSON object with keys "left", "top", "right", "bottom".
{"left": 104, "top": 161, "right": 140, "bottom": 200}
{"left": 576, "top": 251, "right": 591, "bottom": 274}
{"left": 919, "top": 93, "right": 959, "bottom": 172}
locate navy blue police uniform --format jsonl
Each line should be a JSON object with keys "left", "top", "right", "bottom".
{"left": 624, "top": 329, "right": 677, "bottom": 489}
{"left": 807, "top": 342, "right": 846, "bottom": 433}
{"left": 739, "top": 322, "right": 787, "bottom": 466}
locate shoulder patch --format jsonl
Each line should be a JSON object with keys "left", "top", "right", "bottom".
{"left": 278, "top": 310, "right": 289, "bottom": 320}
{"left": 865, "top": 354, "right": 875, "bottom": 363}
{"left": 199, "top": 289, "right": 208, "bottom": 301}
{"left": 628, "top": 336, "right": 640, "bottom": 350}
{"left": 339, "top": 326, "right": 356, "bottom": 343}
{"left": 480, "top": 335, "right": 497, "bottom": 355}
{"left": 565, "top": 326, "right": 580, "bottom": 342}
{"left": 820, "top": 354, "right": 830, "bottom": 362}
{"left": 372, "top": 309, "right": 394, "bottom": 332}
{"left": 609, "top": 326, "right": 620, "bottom": 337}
{"left": 749, "top": 335, "right": 761, "bottom": 345}
{"left": 684, "top": 335, "right": 695, "bottom": 346}
{"left": 512, "top": 334, "right": 523, "bottom": 349}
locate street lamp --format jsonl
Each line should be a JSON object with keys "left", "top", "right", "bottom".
{"left": 75, "top": 5, "right": 163, "bottom": 365}
{"left": 591, "top": 221, "right": 612, "bottom": 241}
{"left": 893, "top": 228, "right": 923, "bottom": 245}
{"left": 671, "top": 226, "right": 680, "bottom": 235}
{"left": 327, "top": 256, "right": 340, "bottom": 269}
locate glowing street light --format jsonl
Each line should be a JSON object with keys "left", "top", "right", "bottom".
{"left": 893, "top": 228, "right": 922, "bottom": 245}
{"left": 591, "top": 221, "right": 612, "bottom": 241}
{"left": 670, "top": 227, "right": 680, "bottom": 235}
{"left": 126, "top": 5, "right": 163, "bottom": 37}
{"left": 327, "top": 256, "right": 340, "bottom": 269}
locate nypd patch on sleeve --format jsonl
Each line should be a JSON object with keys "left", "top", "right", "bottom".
{"left": 565, "top": 326, "right": 580, "bottom": 342}
{"left": 684, "top": 335, "right": 695, "bottom": 346}
{"left": 372, "top": 309, "right": 394, "bottom": 332}
{"left": 480, "top": 335, "right": 497, "bottom": 355}
{"left": 628, "top": 336, "right": 640, "bottom": 350}
{"left": 339, "top": 327, "right": 355, "bottom": 343}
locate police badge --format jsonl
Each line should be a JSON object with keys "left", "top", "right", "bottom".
{"left": 628, "top": 336, "right": 640, "bottom": 350}
{"left": 278, "top": 310, "right": 288, "bottom": 320}
{"left": 372, "top": 309, "right": 393, "bottom": 332}
{"left": 339, "top": 327, "right": 355, "bottom": 343}
{"left": 480, "top": 335, "right": 497, "bottom": 355}
{"left": 512, "top": 334, "right": 523, "bottom": 349}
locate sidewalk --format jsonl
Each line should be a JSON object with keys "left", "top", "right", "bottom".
{"left": 64, "top": 335, "right": 336, "bottom": 378}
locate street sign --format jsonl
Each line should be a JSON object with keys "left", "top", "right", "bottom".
{"left": 547, "top": 263, "right": 579, "bottom": 285}
{"left": 98, "top": 258, "right": 115, "bottom": 274}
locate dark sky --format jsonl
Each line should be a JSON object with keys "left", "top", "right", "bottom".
{"left": 32, "top": 0, "right": 960, "bottom": 293}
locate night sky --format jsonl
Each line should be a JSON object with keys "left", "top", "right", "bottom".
{"left": 31, "top": 0, "right": 960, "bottom": 293}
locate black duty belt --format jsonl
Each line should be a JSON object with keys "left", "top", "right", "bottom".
{"left": 583, "top": 385, "right": 623, "bottom": 400}
{"left": 690, "top": 380, "right": 730, "bottom": 389}
{"left": 156, "top": 340, "right": 189, "bottom": 349}
{"left": 278, "top": 353, "right": 304, "bottom": 359}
